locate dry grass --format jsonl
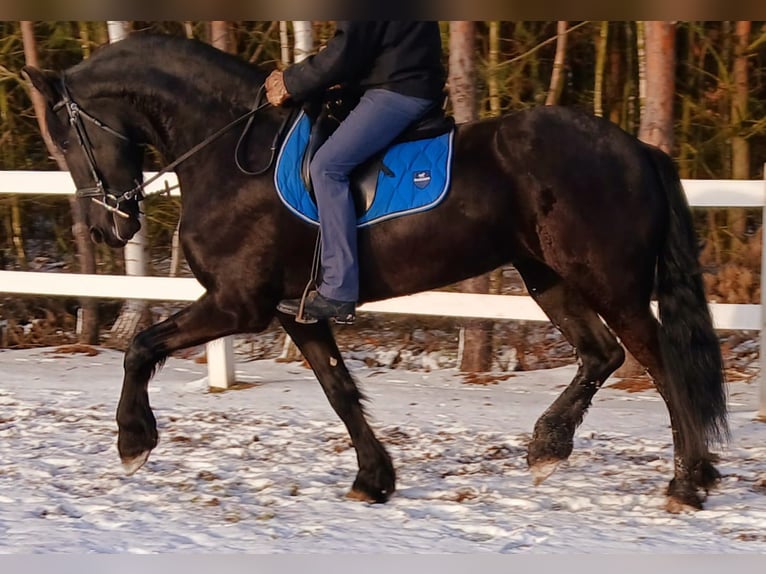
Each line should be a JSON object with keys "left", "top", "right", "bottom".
{"left": 461, "top": 372, "right": 516, "bottom": 386}
{"left": 47, "top": 344, "right": 100, "bottom": 356}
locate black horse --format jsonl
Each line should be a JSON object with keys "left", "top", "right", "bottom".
{"left": 24, "top": 33, "right": 727, "bottom": 511}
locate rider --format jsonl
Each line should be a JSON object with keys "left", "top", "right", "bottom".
{"left": 266, "top": 21, "right": 446, "bottom": 324}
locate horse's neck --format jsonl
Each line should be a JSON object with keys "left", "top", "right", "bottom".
{"left": 136, "top": 84, "right": 255, "bottom": 161}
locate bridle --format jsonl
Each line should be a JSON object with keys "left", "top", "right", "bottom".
{"left": 54, "top": 80, "right": 139, "bottom": 218}
{"left": 54, "top": 77, "right": 275, "bottom": 219}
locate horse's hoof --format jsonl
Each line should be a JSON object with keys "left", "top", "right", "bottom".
{"left": 665, "top": 496, "right": 703, "bottom": 513}
{"left": 346, "top": 488, "right": 391, "bottom": 503}
{"left": 121, "top": 450, "right": 151, "bottom": 476}
{"left": 530, "top": 459, "right": 561, "bottom": 485}
{"left": 665, "top": 477, "right": 705, "bottom": 512}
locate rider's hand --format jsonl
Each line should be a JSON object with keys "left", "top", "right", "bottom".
{"left": 265, "top": 70, "right": 290, "bottom": 106}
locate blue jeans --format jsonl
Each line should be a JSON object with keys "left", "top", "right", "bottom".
{"left": 310, "top": 88, "right": 435, "bottom": 302}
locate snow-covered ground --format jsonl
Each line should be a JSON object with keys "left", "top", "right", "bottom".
{"left": 0, "top": 346, "right": 765, "bottom": 553}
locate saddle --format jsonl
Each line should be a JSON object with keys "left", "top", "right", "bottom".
{"left": 299, "top": 89, "right": 455, "bottom": 216}
{"left": 273, "top": 89, "right": 455, "bottom": 228}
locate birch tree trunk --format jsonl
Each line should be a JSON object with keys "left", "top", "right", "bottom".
{"left": 107, "top": 20, "right": 152, "bottom": 348}
{"left": 21, "top": 20, "right": 100, "bottom": 344}
{"left": 292, "top": 21, "right": 313, "bottom": 63}
{"left": 449, "top": 21, "right": 492, "bottom": 373}
{"left": 545, "top": 21, "right": 568, "bottom": 106}
{"left": 279, "top": 21, "right": 291, "bottom": 66}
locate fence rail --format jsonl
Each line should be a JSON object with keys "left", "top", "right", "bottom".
{"left": 1, "top": 171, "right": 764, "bottom": 418}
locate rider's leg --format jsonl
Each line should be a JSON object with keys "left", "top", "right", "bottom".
{"left": 311, "top": 89, "right": 434, "bottom": 303}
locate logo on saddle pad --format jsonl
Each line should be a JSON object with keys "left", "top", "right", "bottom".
{"left": 274, "top": 111, "right": 454, "bottom": 228}
{"left": 413, "top": 171, "right": 431, "bottom": 189}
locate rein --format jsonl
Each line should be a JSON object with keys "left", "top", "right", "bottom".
{"left": 56, "top": 79, "right": 274, "bottom": 218}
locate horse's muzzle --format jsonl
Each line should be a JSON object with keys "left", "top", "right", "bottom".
{"left": 90, "top": 226, "right": 127, "bottom": 248}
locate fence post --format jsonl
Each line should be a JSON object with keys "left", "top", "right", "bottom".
{"left": 206, "top": 337, "right": 235, "bottom": 390}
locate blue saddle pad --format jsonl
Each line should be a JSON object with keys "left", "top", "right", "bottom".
{"left": 274, "top": 111, "right": 454, "bottom": 228}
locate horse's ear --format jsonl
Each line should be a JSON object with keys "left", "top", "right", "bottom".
{"left": 21, "top": 66, "right": 62, "bottom": 105}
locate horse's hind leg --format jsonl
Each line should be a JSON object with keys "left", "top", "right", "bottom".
{"left": 602, "top": 309, "right": 721, "bottom": 510}
{"left": 514, "top": 259, "right": 625, "bottom": 483}
{"left": 278, "top": 314, "right": 395, "bottom": 503}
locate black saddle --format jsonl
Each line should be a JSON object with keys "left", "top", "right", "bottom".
{"left": 299, "top": 90, "right": 455, "bottom": 216}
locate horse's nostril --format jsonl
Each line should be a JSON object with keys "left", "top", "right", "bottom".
{"left": 89, "top": 227, "right": 104, "bottom": 244}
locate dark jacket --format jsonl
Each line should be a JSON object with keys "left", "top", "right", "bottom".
{"left": 282, "top": 21, "right": 445, "bottom": 103}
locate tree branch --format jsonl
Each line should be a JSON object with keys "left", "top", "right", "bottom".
{"left": 498, "top": 20, "right": 591, "bottom": 68}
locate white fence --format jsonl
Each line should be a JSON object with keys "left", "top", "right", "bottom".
{"left": 1, "top": 170, "right": 765, "bottom": 418}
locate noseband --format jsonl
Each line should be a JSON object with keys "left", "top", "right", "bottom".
{"left": 55, "top": 78, "right": 275, "bottom": 219}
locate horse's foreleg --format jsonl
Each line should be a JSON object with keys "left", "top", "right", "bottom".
{"left": 117, "top": 293, "right": 249, "bottom": 474}
{"left": 516, "top": 260, "right": 625, "bottom": 483}
{"left": 278, "top": 314, "right": 395, "bottom": 502}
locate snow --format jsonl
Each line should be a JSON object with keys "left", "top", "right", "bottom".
{"left": 0, "top": 346, "right": 765, "bottom": 553}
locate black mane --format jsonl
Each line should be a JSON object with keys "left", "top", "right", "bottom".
{"left": 67, "top": 33, "right": 268, "bottom": 113}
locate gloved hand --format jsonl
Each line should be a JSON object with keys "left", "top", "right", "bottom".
{"left": 265, "top": 70, "right": 290, "bottom": 106}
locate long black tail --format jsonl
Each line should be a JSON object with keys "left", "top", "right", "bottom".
{"left": 647, "top": 144, "right": 728, "bottom": 463}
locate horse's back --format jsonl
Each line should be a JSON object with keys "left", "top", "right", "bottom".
{"left": 494, "top": 105, "right": 657, "bottom": 182}
{"left": 447, "top": 106, "right": 670, "bottom": 294}
{"left": 477, "top": 106, "right": 667, "bottom": 229}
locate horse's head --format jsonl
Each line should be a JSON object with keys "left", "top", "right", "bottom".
{"left": 23, "top": 66, "right": 143, "bottom": 248}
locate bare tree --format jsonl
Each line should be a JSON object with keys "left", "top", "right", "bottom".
{"left": 593, "top": 21, "right": 608, "bottom": 117}
{"left": 617, "top": 21, "right": 677, "bottom": 380}
{"left": 638, "top": 21, "right": 676, "bottom": 154}
{"left": 449, "top": 21, "right": 493, "bottom": 373}
{"left": 487, "top": 21, "right": 502, "bottom": 114}
{"left": 21, "top": 20, "right": 100, "bottom": 344}
{"left": 545, "top": 21, "right": 569, "bottom": 106}
{"left": 731, "top": 20, "right": 751, "bottom": 180}
{"left": 210, "top": 21, "right": 233, "bottom": 53}
{"left": 636, "top": 21, "right": 647, "bottom": 126}
{"left": 729, "top": 21, "right": 751, "bottom": 248}
{"left": 449, "top": 22, "right": 478, "bottom": 122}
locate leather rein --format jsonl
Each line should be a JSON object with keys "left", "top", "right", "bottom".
{"left": 54, "top": 78, "right": 276, "bottom": 219}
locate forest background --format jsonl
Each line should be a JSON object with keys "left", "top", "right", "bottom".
{"left": 1, "top": 21, "right": 765, "bottom": 373}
